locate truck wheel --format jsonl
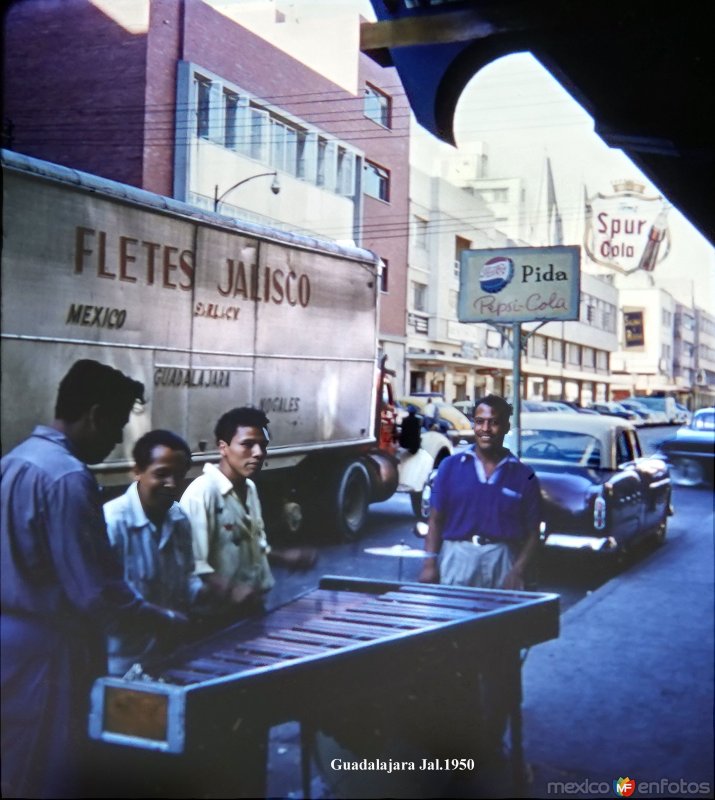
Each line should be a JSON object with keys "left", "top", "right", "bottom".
{"left": 670, "top": 457, "right": 705, "bottom": 487}
{"left": 333, "top": 462, "right": 371, "bottom": 541}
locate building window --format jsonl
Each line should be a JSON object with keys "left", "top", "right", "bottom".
{"left": 414, "top": 216, "right": 428, "bottom": 249}
{"left": 582, "top": 346, "right": 596, "bottom": 369}
{"left": 248, "top": 106, "right": 269, "bottom": 161}
{"left": 567, "top": 343, "right": 581, "bottom": 366}
{"left": 224, "top": 91, "right": 239, "bottom": 149}
{"left": 596, "top": 350, "right": 608, "bottom": 371}
{"left": 337, "top": 146, "right": 355, "bottom": 196}
{"left": 379, "top": 258, "right": 389, "bottom": 293}
{"left": 364, "top": 161, "right": 390, "bottom": 201}
{"left": 530, "top": 335, "right": 547, "bottom": 360}
{"left": 413, "top": 282, "right": 427, "bottom": 312}
{"left": 492, "top": 188, "right": 509, "bottom": 202}
{"left": 316, "top": 137, "right": 328, "bottom": 187}
{"left": 269, "top": 117, "right": 302, "bottom": 175}
{"left": 550, "top": 338, "right": 564, "bottom": 363}
{"left": 196, "top": 77, "right": 211, "bottom": 139}
{"left": 364, "top": 84, "right": 391, "bottom": 128}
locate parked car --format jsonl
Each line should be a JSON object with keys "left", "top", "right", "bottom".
{"left": 656, "top": 407, "right": 715, "bottom": 487}
{"left": 399, "top": 396, "right": 475, "bottom": 444}
{"left": 417, "top": 412, "right": 672, "bottom": 557}
{"left": 621, "top": 398, "right": 668, "bottom": 425}
{"left": 558, "top": 401, "right": 600, "bottom": 415}
{"left": 514, "top": 413, "right": 672, "bottom": 556}
{"left": 523, "top": 400, "right": 579, "bottom": 414}
{"left": 627, "top": 395, "right": 678, "bottom": 424}
{"left": 618, "top": 399, "right": 658, "bottom": 427}
{"left": 589, "top": 401, "right": 640, "bottom": 422}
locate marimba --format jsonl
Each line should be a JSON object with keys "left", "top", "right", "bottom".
{"left": 89, "top": 576, "right": 559, "bottom": 798}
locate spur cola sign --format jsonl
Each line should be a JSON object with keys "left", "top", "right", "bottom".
{"left": 458, "top": 246, "right": 580, "bottom": 324}
{"left": 583, "top": 181, "right": 671, "bottom": 274}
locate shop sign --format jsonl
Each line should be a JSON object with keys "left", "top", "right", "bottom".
{"left": 584, "top": 180, "right": 671, "bottom": 274}
{"left": 458, "top": 245, "right": 580, "bottom": 324}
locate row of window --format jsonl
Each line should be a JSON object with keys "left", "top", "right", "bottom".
{"left": 194, "top": 74, "right": 391, "bottom": 202}
{"left": 582, "top": 293, "right": 617, "bottom": 333}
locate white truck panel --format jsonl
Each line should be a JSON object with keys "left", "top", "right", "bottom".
{"left": 1, "top": 154, "right": 380, "bottom": 472}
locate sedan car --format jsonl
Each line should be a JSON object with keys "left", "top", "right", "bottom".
{"left": 510, "top": 413, "right": 672, "bottom": 556}
{"left": 589, "top": 401, "right": 640, "bottom": 422}
{"left": 656, "top": 407, "right": 714, "bottom": 487}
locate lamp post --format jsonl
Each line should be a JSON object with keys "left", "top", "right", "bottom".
{"left": 213, "top": 171, "right": 280, "bottom": 212}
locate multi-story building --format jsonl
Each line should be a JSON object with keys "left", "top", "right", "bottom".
{"left": 407, "top": 126, "right": 619, "bottom": 405}
{"left": 694, "top": 307, "right": 715, "bottom": 408}
{"left": 610, "top": 285, "right": 677, "bottom": 397}
{"left": 3, "top": 0, "right": 411, "bottom": 379}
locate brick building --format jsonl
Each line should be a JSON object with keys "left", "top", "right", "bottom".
{"left": 3, "top": 0, "right": 410, "bottom": 376}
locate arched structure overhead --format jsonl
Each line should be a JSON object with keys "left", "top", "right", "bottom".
{"left": 362, "top": 0, "right": 714, "bottom": 244}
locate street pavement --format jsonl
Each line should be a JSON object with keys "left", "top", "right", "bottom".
{"left": 521, "top": 486, "right": 714, "bottom": 799}
{"left": 266, "top": 483, "right": 714, "bottom": 799}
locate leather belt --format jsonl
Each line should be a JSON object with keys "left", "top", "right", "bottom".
{"left": 471, "top": 535, "right": 502, "bottom": 546}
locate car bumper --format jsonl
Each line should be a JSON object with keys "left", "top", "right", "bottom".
{"left": 542, "top": 533, "right": 618, "bottom": 553}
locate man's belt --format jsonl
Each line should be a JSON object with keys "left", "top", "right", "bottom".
{"left": 471, "top": 535, "right": 503, "bottom": 546}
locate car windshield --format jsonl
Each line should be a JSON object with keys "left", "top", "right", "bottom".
{"left": 692, "top": 410, "right": 715, "bottom": 431}
{"left": 511, "top": 428, "right": 602, "bottom": 467}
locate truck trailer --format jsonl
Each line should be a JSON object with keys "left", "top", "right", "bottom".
{"left": 1, "top": 149, "right": 451, "bottom": 540}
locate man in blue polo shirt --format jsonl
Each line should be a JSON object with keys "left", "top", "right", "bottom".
{"left": 419, "top": 393, "right": 541, "bottom": 590}
{"left": 418, "top": 394, "right": 541, "bottom": 784}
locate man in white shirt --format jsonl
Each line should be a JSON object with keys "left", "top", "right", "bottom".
{"left": 180, "top": 407, "right": 314, "bottom": 623}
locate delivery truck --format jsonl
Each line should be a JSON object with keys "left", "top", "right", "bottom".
{"left": 1, "top": 149, "right": 451, "bottom": 540}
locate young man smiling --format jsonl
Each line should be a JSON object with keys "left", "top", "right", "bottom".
{"left": 103, "top": 429, "right": 199, "bottom": 675}
{"left": 419, "top": 394, "right": 541, "bottom": 591}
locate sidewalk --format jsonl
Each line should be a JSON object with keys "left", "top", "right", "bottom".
{"left": 522, "top": 512, "right": 714, "bottom": 798}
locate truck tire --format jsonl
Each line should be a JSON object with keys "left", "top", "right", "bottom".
{"left": 333, "top": 461, "right": 371, "bottom": 541}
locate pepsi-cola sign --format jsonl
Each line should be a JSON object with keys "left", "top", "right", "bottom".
{"left": 458, "top": 246, "right": 580, "bottom": 324}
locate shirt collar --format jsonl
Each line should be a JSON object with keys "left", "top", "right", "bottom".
{"left": 203, "top": 462, "right": 235, "bottom": 496}
{"left": 124, "top": 482, "right": 186, "bottom": 549}
{"left": 463, "top": 447, "right": 516, "bottom": 483}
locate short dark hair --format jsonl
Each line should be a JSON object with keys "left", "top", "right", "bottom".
{"left": 214, "top": 407, "right": 270, "bottom": 445}
{"left": 55, "top": 359, "right": 145, "bottom": 422}
{"left": 133, "top": 429, "right": 192, "bottom": 471}
{"left": 473, "top": 394, "right": 513, "bottom": 421}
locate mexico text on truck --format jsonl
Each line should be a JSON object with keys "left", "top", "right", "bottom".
{"left": 1, "top": 149, "right": 451, "bottom": 540}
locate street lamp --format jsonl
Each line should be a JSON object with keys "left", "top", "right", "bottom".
{"left": 213, "top": 171, "right": 280, "bottom": 212}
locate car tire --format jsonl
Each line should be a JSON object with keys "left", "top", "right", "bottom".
{"left": 670, "top": 457, "right": 706, "bottom": 487}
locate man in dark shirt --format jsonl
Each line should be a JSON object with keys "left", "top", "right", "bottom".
{"left": 419, "top": 394, "right": 541, "bottom": 590}
{"left": 1, "top": 360, "right": 185, "bottom": 799}
{"left": 418, "top": 394, "right": 542, "bottom": 776}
